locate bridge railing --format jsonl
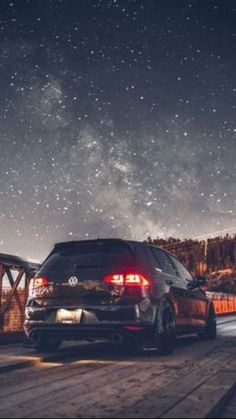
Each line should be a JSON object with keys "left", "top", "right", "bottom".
{"left": 206, "top": 292, "right": 236, "bottom": 315}
{"left": 0, "top": 254, "right": 39, "bottom": 334}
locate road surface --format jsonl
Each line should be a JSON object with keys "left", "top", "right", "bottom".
{"left": 0, "top": 316, "right": 235, "bottom": 418}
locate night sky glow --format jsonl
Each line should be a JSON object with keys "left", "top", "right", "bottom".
{"left": 0, "top": 0, "right": 236, "bottom": 260}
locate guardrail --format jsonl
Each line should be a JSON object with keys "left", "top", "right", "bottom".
{"left": 206, "top": 292, "right": 236, "bottom": 316}
{"left": 0, "top": 254, "right": 40, "bottom": 334}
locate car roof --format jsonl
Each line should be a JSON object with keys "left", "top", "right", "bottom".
{"left": 54, "top": 238, "right": 174, "bottom": 257}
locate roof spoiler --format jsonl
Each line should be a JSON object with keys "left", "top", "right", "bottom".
{"left": 54, "top": 239, "right": 126, "bottom": 249}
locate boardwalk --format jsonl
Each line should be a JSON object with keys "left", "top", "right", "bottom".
{"left": 0, "top": 316, "right": 235, "bottom": 418}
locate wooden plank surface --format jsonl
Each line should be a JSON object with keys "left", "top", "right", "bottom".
{"left": 162, "top": 370, "right": 236, "bottom": 418}
{"left": 0, "top": 318, "right": 235, "bottom": 418}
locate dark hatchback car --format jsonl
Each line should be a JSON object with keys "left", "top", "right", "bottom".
{"left": 24, "top": 239, "right": 216, "bottom": 354}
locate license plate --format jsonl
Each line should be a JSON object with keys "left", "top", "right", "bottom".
{"left": 56, "top": 309, "right": 82, "bottom": 324}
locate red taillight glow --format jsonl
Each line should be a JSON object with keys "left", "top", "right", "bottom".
{"left": 104, "top": 273, "right": 150, "bottom": 289}
{"left": 29, "top": 276, "right": 49, "bottom": 290}
{"left": 104, "top": 274, "right": 124, "bottom": 286}
{"left": 125, "top": 274, "right": 149, "bottom": 288}
{"left": 35, "top": 277, "right": 49, "bottom": 287}
{"left": 123, "top": 326, "right": 144, "bottom": 332}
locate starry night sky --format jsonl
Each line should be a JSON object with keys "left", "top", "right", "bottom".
{"left": 0, "top": 0, "right": 236, "bottom": 261}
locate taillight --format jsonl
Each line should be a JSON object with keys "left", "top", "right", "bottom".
{"left": 29, "top": 276, "right": 49, "bottom": 291}
{"left": 104, "top": 273, "right": 150, "bottom": 289}
{"left": 125, "top": 274, "right": 149, "bottom": 288}
{"left": 35, "top": 277, "right": 49, "bottom": 287}
{"left": 123, "top": 326, "right": 144, "bottom": 332}
{"left": 103, "top": 274, "right": 123, "bottom": 286}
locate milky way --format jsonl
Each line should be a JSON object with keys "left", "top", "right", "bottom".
{"left": 0, "top": 0, "right": 236, "bottom": 260}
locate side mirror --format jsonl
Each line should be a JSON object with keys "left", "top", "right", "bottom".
{"left": 196, "top": 276, "right": 207, "bottom": 286}
{"left": 187, "top": 276, "right": 207, "bottom": 290}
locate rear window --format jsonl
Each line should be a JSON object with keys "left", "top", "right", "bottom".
{"left": 40, "top": 242, "right": 135, "bottom": 273}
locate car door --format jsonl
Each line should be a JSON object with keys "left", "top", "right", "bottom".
{"left": 170, "top": 256, "right": 208, "bottom": 329}
{"left": 149, "top": 247, "right": 188, "bottom": 328}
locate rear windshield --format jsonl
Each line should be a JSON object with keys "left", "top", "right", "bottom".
{"left": 40, "top": 242, "right": 135, "bottom": 273}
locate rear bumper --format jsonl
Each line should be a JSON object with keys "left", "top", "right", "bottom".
{"left": 24, "top": 322, "right": 154, "bottom": 342}
{"left": 24, "top": 304, "right": 155, "bottom": 342}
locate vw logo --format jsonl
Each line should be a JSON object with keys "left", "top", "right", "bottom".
{"left": 68, "top": 277, "right": 79, "bottom": 287}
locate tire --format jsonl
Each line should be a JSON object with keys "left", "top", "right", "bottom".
{"left": 31, "top": 334, "right": 62, "bottom": 352}
{"left": 153, "top": 300, "right": 176, "bottom": 355}
{"left": 199, "top": 305, "right": 217, "bottom": 341}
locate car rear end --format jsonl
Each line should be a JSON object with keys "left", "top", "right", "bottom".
{"left": 24, "top": 239, "right": 155, "bottom": 347}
